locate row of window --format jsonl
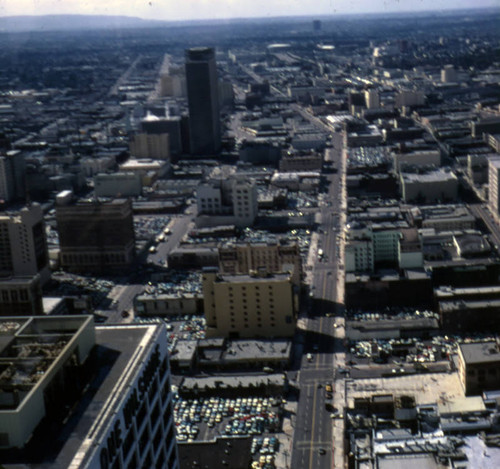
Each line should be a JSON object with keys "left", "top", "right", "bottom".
{"left": 62, "top": 252, "right": 127, "bottom": 265}
{"left": 0, "top": 289, "right": 30, "bottom": 303}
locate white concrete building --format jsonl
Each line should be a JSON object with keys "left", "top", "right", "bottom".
{"left": 232, "top": 179, "right": 258, "bottom": 227}
{"left": 0, "top": 315, "right": 179, "bottom": 469}
{"left": 400, "top": 169, "right": 458, "bottom": 203}
{"left": 488, "top": 156, "right": 500, "bottom": 218}
{"left": 0, "top": 204, "right": 50, "bottom": 284}
{"left": 364, "top": 89, "right": 380, "bottom": 109}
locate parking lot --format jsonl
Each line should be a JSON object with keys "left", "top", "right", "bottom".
{"left": 134, "top": 315, "right": 206, "bottom": 352}
{"left": 173, "top": 395, "right": 284, "bottom": 468}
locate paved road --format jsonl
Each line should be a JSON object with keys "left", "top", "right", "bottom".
{"left": 291, "top": 131, "right": 346, "bottom": 469}
{"left": 98, "top": 211, "right": 195, "bottom": 323}
{"left": 468, "top": 203, "right": 500, "bottom": 248}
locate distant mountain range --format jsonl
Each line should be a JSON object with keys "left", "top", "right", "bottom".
{"left": 0, "top": 15, "right": 167, "bottom": 33}
{"left": 0, "top": 8, "right": 498, "bottom": 34}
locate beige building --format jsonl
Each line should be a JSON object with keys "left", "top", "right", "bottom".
{"left": 0, "top": 204, "right": 50, "bottom": 284}
{"left": 457, "top": 341, "right": 500, "bottom": 396}
{"left": 202, "top": 268, "right": 297, "bottom": 339}
{"left": 218, "top": 241, "right": 302, "bottom": 285}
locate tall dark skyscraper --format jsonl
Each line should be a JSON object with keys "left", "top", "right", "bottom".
{"left": 185, "top": 47, "right": 221, "bottom": 155}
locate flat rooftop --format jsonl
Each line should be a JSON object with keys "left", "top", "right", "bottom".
{"left": 218, "top": 272, "right": 292, "bottom": 283}
{"left": 0, "top": 323, "right": 158, "bottom": 468}
{"left": 345, "top": 372, "right": 464, "bottom": 409}
{"left": 0, "top": 316, "right": 92, "bottom": 412}
{"left": 178, "top": 436, "right": 251, "bottom": 469}
{"left": 223, "top": 339, "right": 292, "bottom": 361}
{"left": 458, "top": 341, "right": 500, "bottom": 364}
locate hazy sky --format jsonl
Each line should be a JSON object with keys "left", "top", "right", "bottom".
{"left": 0, "top": 0, "right": 497, "bottom": 21}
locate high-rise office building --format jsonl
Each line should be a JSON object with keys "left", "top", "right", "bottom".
{"left": 185, "top": 47, "right": 221, "bottom": 155}
{"left": 488, "top": 157, "right": 500, "bottom": 218}
{"left": 0, "top": 315, "right": 179, "bottom": 469}
{"left": 232, "top": 180, "right": 258, "bottom": 227}
{"left": 0, "top": 203, "right": 50, "bottom": 284}
{"left": 56, "top": 193, "right": 135, "bottom": 273}
{"left": 0, "top": 150, "right": 25, "bottom": 204}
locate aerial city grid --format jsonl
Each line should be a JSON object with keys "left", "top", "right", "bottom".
{"left": 0, "top": 4, "right": 500, "bottom": 469}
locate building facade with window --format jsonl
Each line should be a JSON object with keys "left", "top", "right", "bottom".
{"left": 0, "top": 316, "right": 179, "bottom": 469}
{"left": 202, "top": 268, "right": 297, "bottom": 339}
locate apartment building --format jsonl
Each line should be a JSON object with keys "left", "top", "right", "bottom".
{"left": 202, "top": 268, "right": 297, "bottom": 339}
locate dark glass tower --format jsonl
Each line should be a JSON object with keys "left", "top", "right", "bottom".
{"left": 185, "top": 47, "right": 221, "bottom": 155}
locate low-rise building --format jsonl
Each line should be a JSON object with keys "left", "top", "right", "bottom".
{"left": 94, "top": 172, "right": 142, "bottom": 198}
{"left": 408, "top": 204, "right": 475, "bottom": 232}
{"left": 457, "top": 341, "right": 500, "bottom": 395}
{"left": 119, "top": 158, "right": 170, "bottom": 186}
{"left": 400, "top": 168, "right": 458, "bottom": 203}
{"left": 134, "top": 293, "right": 203, "bottom": 316}
{"left": 0, "top": 275, "right": 43, "bottom": 315}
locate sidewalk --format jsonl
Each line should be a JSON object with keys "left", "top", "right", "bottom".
{"left": 274, "top": 398, "right": 297, "bottom": 469}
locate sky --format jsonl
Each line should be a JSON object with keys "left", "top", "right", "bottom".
{"left": 0, "top": 0, "right": 497, "bottom": 21}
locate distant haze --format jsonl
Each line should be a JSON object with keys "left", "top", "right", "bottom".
{"left": 0, "top": 0, "right": 498, "bottom": 22}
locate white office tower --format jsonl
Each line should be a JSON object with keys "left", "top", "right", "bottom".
{"left": 441, "top": 64, "right": 458, "bottom": 83}
{"left": 232, "top": 179, "right": 258, "bottom": 227}
{"left": 0, "top": 316, "right": 179, "bottom": 469}
{"left": 0, "top": 203, "right": 50, "bottom": 285}
{"left": 488, "top": 157, "right": 500, "bottom": 218}
{"left": 364, "top": 89, "right": 380, "bottom": 109}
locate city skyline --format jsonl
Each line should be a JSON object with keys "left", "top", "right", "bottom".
{"left": 0, "top": 0, "right": 498, "bottom": 22}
